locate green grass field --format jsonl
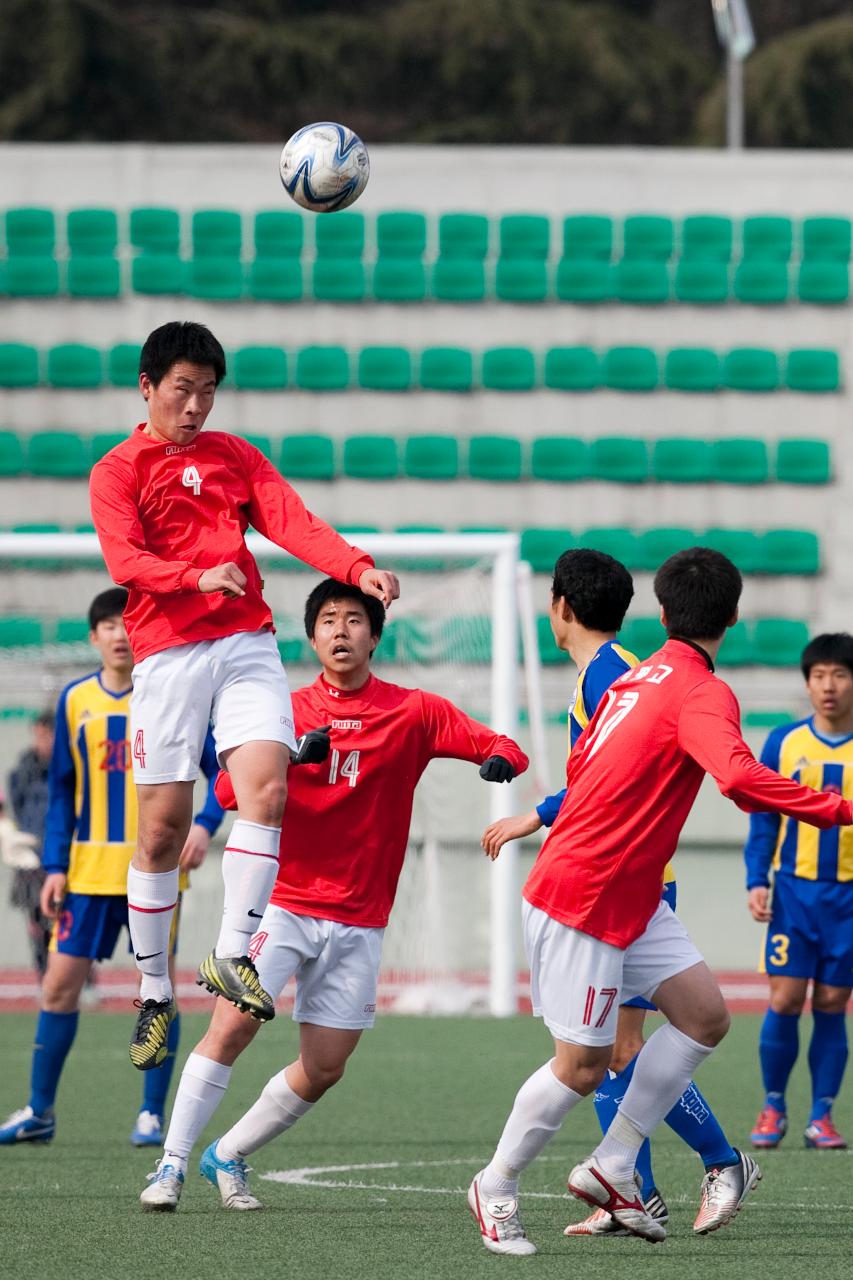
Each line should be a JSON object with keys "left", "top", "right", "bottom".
{"left": 0, "top": 1012, "right": 850, "bottom": 1280}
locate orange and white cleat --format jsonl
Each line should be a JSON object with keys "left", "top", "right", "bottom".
{"left": 750, "top": 1103, "right": 788, "bottom": 1149}
{"left": 467, "top": 1170, "right": 537, "bottom": 1256}
{"left": 804, "top": 1113, "right": 848, "bottom": 1149}
{"left": 693, "top": 1150, "right": 761, "bottom": 1235}
{"left": 567, "top": 1158, "right": 666, "bottom": 1242}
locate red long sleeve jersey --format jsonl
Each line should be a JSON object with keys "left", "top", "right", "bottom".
{"left": 90, "top": 427, "right": 374, "bottom": 663}
{"left": 215, "top": 673, "right": 529, "bottom": 928}
{"left": 524, "top": 638, "right": 853, "bottom": 949}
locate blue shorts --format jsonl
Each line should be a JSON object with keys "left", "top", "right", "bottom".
{"left": 50, "top": 892, "right": 181, "bottom": 962}
{"left": 623, "top": 879, "right": 679, "bottom": 1011}
{"left": 763, "top": 873, "right": 853, "bottom": 989}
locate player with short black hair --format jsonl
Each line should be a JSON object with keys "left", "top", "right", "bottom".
{"left": 653, "top": 547, "right": 743, "bottom": 641}
{"left": 138, "top": 321, "right": 226, "bottom": 388}
{"left": 550, "top": 547, "right": 635, "bottom": 634}
{"left": 303, "top": 576, "right": 385, "bottom": 643}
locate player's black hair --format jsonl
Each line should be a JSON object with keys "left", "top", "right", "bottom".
{"left": 801, "top": 633, "right": 853, "bottom": 679}
{"left": 88, "top": 587, "right": 128, "bottom": 632}
{"left": 551, "top": 548, "right": 634, "bottom": 633}
{"left": 304, "top": 579, "right": 385, "bottom": 642}
{"left": 654, "top": 547, "right": 742, "bottom": 640}
{"left": 33, "top": 709, "right": 54, "bottom": 731}
{"left": 139, "top": 321, "right": 226, "bottom": 386}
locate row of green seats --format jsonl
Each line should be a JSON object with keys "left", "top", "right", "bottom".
{"left": 0, "top": 616, "right": 97, "bottom": 646}
{"left": 0, "top": 343, "right": 839, "bottom": 393}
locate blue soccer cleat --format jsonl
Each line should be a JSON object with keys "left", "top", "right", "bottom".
{"left": 0, "top": 1105, "right": 55, "bottom": 1145}
{"left": 130, "top": 1110, "right": 163, "bottom": 1148}
{"left": 199, "top": 1140, "right": 262, "bottom": 1210}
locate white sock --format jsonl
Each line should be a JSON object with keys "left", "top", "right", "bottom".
{"left": 215, "top": 819, "right": 281, "bottom": 958}
{"left": 593, "top": 1023, "right": 714, "bottom": 1180}
{"left": 216, "top": 1071, "right": 313, "bottom": 1161}
{"left": 480, "top": 1060, "right": 583, "bottom": 1197}
{"left": 127, "top": 865, "right": 180, "bottom": 1002}
{"left": 162, "top": 1052, "right": 232, "bottom": 1171}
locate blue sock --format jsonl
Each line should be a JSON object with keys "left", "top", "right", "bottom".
{"left": 808, "top": 1010, "right": 848, "bottom": 1122}
{"left": 594, "top": 1057, "right": 657, "bottom": 1198}
{"left": 141, "top": 1010, "right": 181, "bottom": 1118}
{"left": 759, "top": 1009, "right": 800, "bottom": 1109}
{"left": 29, "top": 1010, "right": 79, "bottom": 1116}
{"left": 664, "top": 1079, "right": 739, "bottom": 1170}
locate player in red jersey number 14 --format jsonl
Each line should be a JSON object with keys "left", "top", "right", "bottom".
{"left": 89, "top": 323, "right": 399, "bottom": 1071}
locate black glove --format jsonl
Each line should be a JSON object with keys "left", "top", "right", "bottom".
{"left": 479, "top": 755, "right": 515, "bottom": 784}
{"left": 291, "top": 726, "right": 332, "bottom": 766}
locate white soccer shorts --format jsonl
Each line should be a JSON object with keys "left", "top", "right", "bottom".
{"left": 130, "top": 629, "right": 296, "bottom": 783}
{"left": 522, "top": 899, "right": 703, "bottom": 1048}
{"left": 248, "top": 905, "right": 384, "bottom": 1031}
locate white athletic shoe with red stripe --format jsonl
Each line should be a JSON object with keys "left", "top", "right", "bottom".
{"left": 567, "top": 1158, "right": 666, "bottom": 1242}
{"left": 564, "top": 1189, "right": 669, "bottom": 1237}
{"left": 467, "top": 1170, "right": 537, "bottom": 1256}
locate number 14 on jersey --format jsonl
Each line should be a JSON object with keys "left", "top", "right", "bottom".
{"left": 329, "top": 748, "right": 359, "bottom": 788}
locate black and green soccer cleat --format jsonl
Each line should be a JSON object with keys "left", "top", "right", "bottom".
{"left": 196, "top": 952, "right": 275, "bottom": 1022}
{"left": 129, "top": 997, "right": 176, "bottom": 1071}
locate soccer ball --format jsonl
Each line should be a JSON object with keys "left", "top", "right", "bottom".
{"left": 279, "top": 122, "right": 370, "bottom": 213}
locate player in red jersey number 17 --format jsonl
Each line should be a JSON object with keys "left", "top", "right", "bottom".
{"left": 89, "top": 323, "right": 399, "bottom": 1071}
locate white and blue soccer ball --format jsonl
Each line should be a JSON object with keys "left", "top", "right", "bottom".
{"left": 279, "top": 122, "right": 370, "bottom": 213}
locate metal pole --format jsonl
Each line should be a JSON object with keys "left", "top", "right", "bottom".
{"left": 727, "top": 45, "right": 744, "bottom": 149}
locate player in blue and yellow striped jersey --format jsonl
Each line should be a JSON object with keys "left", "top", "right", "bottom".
{"left": 483, "top": 549, "right": 742, "bottom": 1235}
{"left": 745, "top": 633, "right": 853, "bottom": 1152}
{"left": 0, "top": 589, "right": 224, "bottom": 1149}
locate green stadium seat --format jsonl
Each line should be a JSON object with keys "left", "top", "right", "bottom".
{"left": 129, "top": 207, "right": 181, "bottom": 254}
{"left": 578, "top": 527, "right": 639, "bottom": 567}
{"left": 343, "top": 435, "right": 399, "bottom": 479}
{"left": 315, "top": 211, "right": 365, "bottom": 258}
{"left": 602, "top": 347, "right": 658, "bottom": 391}
{"left": 0, "top": 618, "right": 43, "bottom": 647}
{"left": 295, "top": 346, "right": 350, "bottom": 391}
{"left": 247, "top": 258, "right": 302, "bottom": 301}
{"left": 710, "top": 438, "right": 769, "bottom": 485}
{"left": 536, "top": 615, "right": 570, "bottom": 665}
{"left": 358, "top": 347, "right": 412, "bottom": 391}
{"left": 372, "top": 257, "right": 427, "bottom": 301}
{"left": 742, "top": 216, "right": 794, "bottom": 260}
{"left": 232, "top": 347, "right": 288, "bottom": 390}
{"left": 775, "top": 439, "right": 831, "bottom": 485}
{"left": 55, "top": 618, "right": 92, "bottom": 645}
{"left": 0, "top": 343, "right": 39, "bottom": 388}
{"left": 66, "top": 255, "right": 121, "bottom": 297}
{"left": 663, "top": 347, "right": 722, "bottom": 391}
{"left": 481, "top": 347, "right": 536, "bottom": 391}
{"left": 241, "top": 434, "right": 273, "bottom": 460}
{"left": 681, "top": 215, "right": 733, "bottom": 262}
{"left": 797, "top": 259, "right": 849, "bottom": 304}
{"left": 639, "top": 527, "right": 697, "bottom": 570}
{"left": 543, "top": 346, "right": 601, "bottom": 391}
{"left": 715, "top": 621, "right": 754, "bottom": 667}
{"left": 521, "top": 528, "right": 573, "bottom": 573}
{"left": 752, "top": 619, "right": 810, "bottom": 667}
{"left": 701, "top": 528, "right": 764, "bottom": 574}
{"left": 312, "top": 257, "right": 366, "bottom": 301}
{"left": 785, "top": 348, "right": 840, "bottom": 392}
{"left": 554, "top": 257, "right": 612, "bottom": 302}
{"left": 46, "top": 344, "right": 102, "bottom": 388}
{"left": 253, "top": 210, "right": 305, "bottom": 258}
{"left": 403, "top": 435, "right": 459, "bottom": 480}
{"left": 376, "top": 212, "right": 427, "bottom": 258}
{"left": 91, "top": 433, "right": 129, "bottom": 463}
{"left": 191, "top": 210, "right": 242, "bottom": 257}
{"left": 279, "top": 434, "right": 336, "bottom": 479}
{"left": 760, "top": 530, "right": 820, "bottom": 575}
{"left": 431, "top": 256, "right": 487, "bottom": 301}
{"left": 5, "top": 255, "right": 59, "bottom": 297}
{"left": 562, "top": 215, "right": 613, "bottom": 260}
{"left": 733, "top": 258, "right": 790, "bottom": 304}
{"left": 531, "top": 436, "right": 589, "bottom": 482}
{"left": 622, "top": 215, "right": 674, "bottom": 261}
{"left": 622, "top": 616, "right": 667, "bottom": 657}
{"left": 439, "top": 213, "right": 490, "bottom": 259}
{"left": 187, "top": 256, "right": 243, "bottom": 299}
{"left": 651, "top": 439, "right": 712, "bottom": 483}
{"left": 722, "top": 348, "right": 780, "bottom": 392}
{"left": 66, "top": 209, "right": 118, "bottom": 256}
{"left": 613, "top": 258, "right": 669, "bottom": 303}
{"left": 418, "top": 347, "right": 473, "bottom": 391}
{"left": 26, "top": 432, "right": 89, "bottom": 477}
{"left": 801, "top": 216, "right": 851, "bottom": 261}
{"left": 0, "top": 432, "right": 25, "bottom": 476}
{"left": 468, "top": 435, "right": 523, "bottom": 481}
{"left": 5, "top": 208, "right": 55, "bottom": 255}
{"left": 589, "top": 437, "right": 648, "bottom": 483}
{"left": 131, "top": 253, "right": 185, "bottom": 294}
{"left": 106, "top": 344, "right": 141, "bottom": 387}
{"left": 495, "top": 258, "right": 548, "bottom": 302}
{"left": 743, "top": 709, "right": 794, "bottom": 728}
{"left": 499, "top": 215, "right": 550, "bottom": 260}
{"left": 673, "top": 258, "right": 729, "bottom": 304}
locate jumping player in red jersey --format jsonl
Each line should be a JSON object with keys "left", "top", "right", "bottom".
{"left": 138, "top": 577, "right": 528, "bottom": 1210}
{"left": 89, "top": 322, "right": 400, "bottom": 1069}
{"left": 468, "top": 548, "right": 853, "bottom": 1254}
